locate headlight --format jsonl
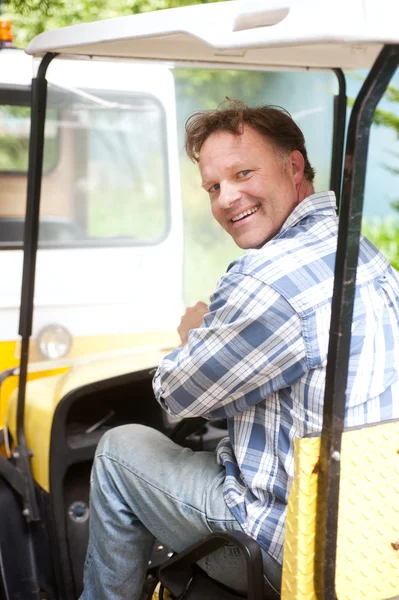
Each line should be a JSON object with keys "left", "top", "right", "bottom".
{"left": 37, "top": 324, "right": 72, "bottom": 360}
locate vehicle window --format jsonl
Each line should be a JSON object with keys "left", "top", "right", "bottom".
{"left": 85, "top": 99, "right": 167, "bottom": 241}
{"left": 39, "top": 87, "right": 168, "bottom": 245}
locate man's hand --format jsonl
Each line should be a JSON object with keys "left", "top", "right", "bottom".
{"left": 178, "top": 301, "right": 209, "bottom": 345}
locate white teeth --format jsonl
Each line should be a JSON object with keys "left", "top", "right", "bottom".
{"left": 231, "top": 206, "right": 259, "bottom": 222}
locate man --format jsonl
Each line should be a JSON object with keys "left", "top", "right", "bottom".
{"left": 81, "top": 101, "right": 399, "bottom": 599}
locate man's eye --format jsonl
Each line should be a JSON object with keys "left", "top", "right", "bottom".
{"left": 238, "top": 170, "right": 251, "bottom": 177}
{"left": 209, "top": 183, "right": 220, "bottom": 193}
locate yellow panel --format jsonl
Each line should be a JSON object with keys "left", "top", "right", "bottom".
{"left": 0, "top": 341, "right": 19, "bottom": 374}
{"left": 282, "top": 421, "right": 399, "bottom": 600}
{"left": 0, "top": 341, "right": 20, "bottom": 428}
{"left": 281, "top": 435, "right": 320, "bottom": 600}
{"left": 6, "top": 346, "right": 169, "bottom": 491}
{"left": 0, "top": 368, "right": 67, "bottom": 429}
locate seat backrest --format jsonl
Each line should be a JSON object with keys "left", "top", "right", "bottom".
{"left": 281, "top": 419, "right": 399, "bottom": 599}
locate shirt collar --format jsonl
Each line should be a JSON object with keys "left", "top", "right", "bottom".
{"left": 274, "top": 191, "right": 337, "bottom": 239}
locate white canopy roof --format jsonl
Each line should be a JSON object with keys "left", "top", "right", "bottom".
{"left": 26, "top": 0, "right": 399, "bottom": 71}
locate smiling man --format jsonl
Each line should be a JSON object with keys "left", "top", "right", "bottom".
{"left": 80, "top": 101, "right": 399, "bottom": 600}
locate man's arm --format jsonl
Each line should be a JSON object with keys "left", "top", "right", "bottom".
{"left": 153, "top": 270, "right": 309, "bottom": 419}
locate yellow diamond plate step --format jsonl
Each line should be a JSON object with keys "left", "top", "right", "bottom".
{"left": 282, "top": 420, "right": 399, "bottom": 600}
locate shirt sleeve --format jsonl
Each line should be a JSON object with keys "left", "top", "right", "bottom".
{"left": 152, "top": 269, "right": 309, "bottom": 419}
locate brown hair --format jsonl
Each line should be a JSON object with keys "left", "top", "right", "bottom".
{"left": 185, "top": 99, "right": 315, "bottom": 183}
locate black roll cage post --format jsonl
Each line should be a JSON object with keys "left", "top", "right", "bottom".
{"left": 330, "top": 69, "right": 347, "bottom": 208}
{"left": 0, "top": 52, "right": 57, "bottom": 523}
{"left": 316, "top": 44, "right": 399, "bottom": 600}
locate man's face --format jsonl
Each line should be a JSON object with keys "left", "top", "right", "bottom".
{"left": 199, "top": 125, "right": 301, "bottom": 249}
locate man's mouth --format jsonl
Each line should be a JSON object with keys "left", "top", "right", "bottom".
{"left": 231, "top": 206, "right": 260, "bottom": 223}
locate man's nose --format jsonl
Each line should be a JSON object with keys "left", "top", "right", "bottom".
{"left": 218, "top": 182, "right": 241, "bottom": 209}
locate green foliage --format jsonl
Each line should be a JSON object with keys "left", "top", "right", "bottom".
{"left": 348, "top": 82, "right": 399, "bottom": 138}
{"left": 374, "top": 109, "right": 399, "bottom": 136}
{"left": 175, "top": 69, "right": 270, "bottom": 110}
{"left": 362, "top": 218, "right": 399, "bottom": 272}
{"left": 0, "top": 105, "right": 59, "bottom": 172}
{"left": 0, "top": 106, "right": 29, "bottom": 170}
{"left": 373, "top": 82, "right": 399, "bottom": 220}
{"left": 373, "top": 84, "right": 399, "bottom": 138}
{"left": 367, "top": 82, "right": 399, "bottom": 269}
{"left": 0, "top": 135, "right": 27, "bottom": 170}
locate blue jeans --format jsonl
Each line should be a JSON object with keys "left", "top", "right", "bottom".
{"left": 80, "top": 424, "right": 282, "bottom": 599}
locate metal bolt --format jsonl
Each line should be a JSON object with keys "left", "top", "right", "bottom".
{"left": 13, "top": 451, "right": 20, "bottom": 459}
{"left": 157, "top": 545, "right": 164, "bottom": 551}
{"left": 22, "top": 508, "right": 30, "bottom": 517}
{"left": 68, "top": 501, "right": 89, "bottom": 523}
{"left": 331, "top": 451, "right": 341, "bottom": 462}
{"left": 167, "top": 552, "right": 173, "bottom": 558}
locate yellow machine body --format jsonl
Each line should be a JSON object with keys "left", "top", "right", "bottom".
{"left": 5, "top": 345, "right": 171, "bottom": 491}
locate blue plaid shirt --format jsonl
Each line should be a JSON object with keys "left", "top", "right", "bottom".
{"left": 153, "top": 191, "right": 399, "bottom": 563}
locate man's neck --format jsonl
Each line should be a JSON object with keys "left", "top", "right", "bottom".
{"left": 297, "top": 180, "right": 315, "bottom": 204}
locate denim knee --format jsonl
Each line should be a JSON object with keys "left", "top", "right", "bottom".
{"left": 91, "top": 424, "right": 156, "bottom": 487}
{"left": 95, "top": 423, "right": 165, "bottom": 463}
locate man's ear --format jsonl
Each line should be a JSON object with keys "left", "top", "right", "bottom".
{"left": 291, "top": 150, "right": 305, "bottom": 184}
